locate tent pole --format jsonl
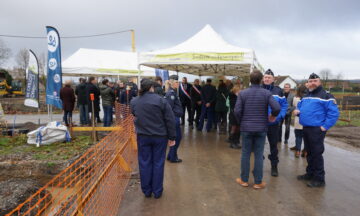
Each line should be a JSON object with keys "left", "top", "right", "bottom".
{"left": 137, "top": 64, "right": 141, "bottom": 87}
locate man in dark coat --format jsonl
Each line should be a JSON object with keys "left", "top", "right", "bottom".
{"left": 190, "top": 79, "right": 202, "bottom": 127}
{"left": 197, "top": 78, "right": 217, "bottom": 132}
{"left": 86, "top": 77, "right": 101, "bottom": 123}
{"left": 234, "top": 70, "right": 281, "bottom": 189}
{"left": 179, "top": 77, "right": 193, "bottom": 126}
{"left": 215, "top": 80, "right": 230, "bottom": 133}
{"left": 60, "top": 80, "right": 76, "bottom": 126}
{"left": 154, "top": 76, "right": 165, "bottom": 96}
{"left": 75, "top": 78, "right": 89, "bottom": 125}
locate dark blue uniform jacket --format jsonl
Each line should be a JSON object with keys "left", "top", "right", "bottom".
{"left": 130, "top": 92, "right": 176, "bottom": 140}
{"left": 164, "top": 88, "right": 184, "bottom": 118}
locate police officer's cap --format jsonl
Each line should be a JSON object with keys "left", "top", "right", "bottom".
{"left": 265, "top": 69, "right": 274, "bottom": 76}
{"left": 309, "top": 73, "right": 320, "bottom": 79}
{"left": 169, "top": 75, "right": 179, "bottom": 80}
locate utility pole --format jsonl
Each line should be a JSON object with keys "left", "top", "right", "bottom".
{"left": 130, "top": 30, "right": 136, "bottom": 52}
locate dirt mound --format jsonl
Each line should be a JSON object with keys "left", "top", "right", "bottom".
{"left": 327, "top": 126, "right": 360, "bottom": 148}
{"left": 0, "top": 179, "right": 51, "bottom": 216}
{"left": 23, "top": 122, "right": 40, "bottom": 131}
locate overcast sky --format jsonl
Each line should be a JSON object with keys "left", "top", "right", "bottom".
{"left": 0, "top": 0, "right": 359, "bottom": 79}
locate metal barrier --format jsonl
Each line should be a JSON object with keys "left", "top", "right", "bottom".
{"left": 6, "top": 103, "right": 137, "bottom": 216}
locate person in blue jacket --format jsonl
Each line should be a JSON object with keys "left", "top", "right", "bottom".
{"left": 294, "top": 73, "right": 339, "bottom": 188}
{"left": 164, "top": 75, "right": 184, "bottom": 163}
{"left": 262, "top": 69, "right": 288, "bottom": 177}
{"left": 130, "top": 79, "right": 176, "bottom": 199}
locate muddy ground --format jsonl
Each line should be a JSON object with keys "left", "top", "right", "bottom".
{"left": 327, "top": 125, "right": 360, "bottom": 148}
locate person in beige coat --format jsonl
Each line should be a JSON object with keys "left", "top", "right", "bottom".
{"left": 290, "top": 85, "right": 307, "bottom": 157}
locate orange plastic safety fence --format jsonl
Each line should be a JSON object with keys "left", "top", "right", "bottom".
{"left": 6, "top": 103, "right": 137, "bottom": 216}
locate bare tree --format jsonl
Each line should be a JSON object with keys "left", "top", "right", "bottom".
{"left": 0, "top": 39, "right": 11, "bottom": 67}
{"left": 38, "top": 52, "right": 46, "bottom": 76}
{"left": 319, "top": 69, "right": 332, "bottom": 88}
{"left": 37, "top": 52, "right": 47, "bottom": 90}
{"left": 334, "top": 72, "right": 343, "bottom": 87}
{"left": 15, "top": 48, "right": 29, "bottom": 74}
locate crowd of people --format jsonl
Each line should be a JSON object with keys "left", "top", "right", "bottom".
{"left": 60, "top": 68, "right": 340, "bottom": 198}
{"left": 60, "top": 77, "right": 139, "bottom": 127}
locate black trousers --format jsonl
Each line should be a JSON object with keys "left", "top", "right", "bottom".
{"left": 303, "top": 126, "right": 326, "bottom": 182}
{"left": 267, "top": 124, "right": 279, "bottom": 166}
{"left": 191, "top": 102, "right": 202, "bottom": 126}
{"left": 181, "top": 100, "right": 192, "bottom": 125}
{"left": 216, "top": 111, "right": 228, "bottom": 132}
{"left": 279, "top": 115, "right": 291, "bottom": 142}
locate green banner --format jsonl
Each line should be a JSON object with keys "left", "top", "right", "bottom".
{"left": 149, "top": 52, "right": 246, "bottom": 63}
{"left": 96, "top": 68, "right": 140, "bottom": 74}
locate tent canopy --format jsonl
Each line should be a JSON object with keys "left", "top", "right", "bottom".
{"left": 139, "top": 24, "right": 263, "bottom": 76}
{"left": 62, "top": 48, "right": 153, "bottom": 77}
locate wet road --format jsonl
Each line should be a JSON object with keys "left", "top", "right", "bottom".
{"left": 118, "top": 124, "right": 360, "bottom": 216}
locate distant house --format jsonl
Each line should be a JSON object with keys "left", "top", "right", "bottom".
{"left": 325, "top": 80, "right": 351, "bottom": 90}
{"left": 274, "top": 76, "right": 298, "bottom": 89}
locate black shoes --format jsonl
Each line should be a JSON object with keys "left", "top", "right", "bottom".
{"left": 307, "top": 180, "right": 326, "bottom": 188}
{"left": 170, "top": 159, "right": 182, "bottom": 163}
{"left": 230, "top": 143, "right": 241, "bottom": 149}
{"left": 145, "top": 193, "right": 162, "bottom": 199}
{"left": 297, "top": 174, "right": 313, "bottom": 181}
{"left": 297, "top": 174, "right": 325, "bottom": 187}
{"left": 154, "top": 193, "right": 162, "bottom": 199}
{"left": 271, "top": 165, "right": 279, "bottom": 177}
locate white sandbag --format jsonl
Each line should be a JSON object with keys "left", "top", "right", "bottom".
{"left": 27, "top": 121, "right": 71, "bottom": 146}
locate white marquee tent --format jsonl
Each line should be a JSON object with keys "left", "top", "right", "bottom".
{"left": 62, "top": 48, "right": 154, "bottom": 77}
{"left": 139, "top": 24, "right": 263, "bottom": 76}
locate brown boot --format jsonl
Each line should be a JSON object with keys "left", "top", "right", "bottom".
{"left": 295, "top": 151, "right": 300, "bottom": 158}
{"left": 253, "top": 182, "right": 266, "bottom": 189}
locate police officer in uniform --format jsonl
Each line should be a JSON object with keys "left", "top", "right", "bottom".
{"left": 262, "top": 69, "right": 288, "bottom": 177}
{"left": 295, "top": 73, "right": 339, "bottom": 187}
{"left": 179, "top": 77, "right": 193, "bottom": 127}
{"left": 165, "top": 75, "right": 184, "bottom": 163}
{"left": 130, "top": 79, "right": 176, "bottom": 198}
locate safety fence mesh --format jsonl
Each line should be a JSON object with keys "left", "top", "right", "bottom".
{"left": 6, "top": 103, "right": 137, "bottom": 216}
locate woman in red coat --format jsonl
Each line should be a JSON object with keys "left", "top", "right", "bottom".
{"left": 60, "top": 80, "right": 76, "bottom": 126}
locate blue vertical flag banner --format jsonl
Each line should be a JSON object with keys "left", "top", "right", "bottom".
{"left": 155, "top": 69, "right": 169, "bottom": 82}
{"left": 45, "top": 26, "right": 62, "bottom": 109}
{"left": 24, "top": 50, "right": 39, "bottom": 108}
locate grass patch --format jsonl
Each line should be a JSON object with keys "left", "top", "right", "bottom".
{"left": 336, "top": 110, "right": 360, "bottom": 127}
{"left": 0, "top": 134, "right": 92, "bottom": 161}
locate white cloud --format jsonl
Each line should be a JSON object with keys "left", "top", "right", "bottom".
{"left": 224, "top": 28, "right": 360, "bottom": 79}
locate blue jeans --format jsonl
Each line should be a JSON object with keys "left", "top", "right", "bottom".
{"left": 137, "top": 135, "right": 167, "bottom": 196}
{"left": 102, "top": 105, "right": 113, "bottom": 127}
{"left": 167, "top": 117, "right": 182, "bottom": 161}
{"left": 198, "top": 104, "right": 214, "bottom": 131}
{"left": 294, "top": 129, "right": 303, "bottom": 151}
{"left": 78, "top": 104, "right": 89, "bottom": 125}
{"left": 241, "top": 131, "right": 267, "bottom": 184}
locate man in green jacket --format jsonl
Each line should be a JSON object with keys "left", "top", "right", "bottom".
{"left": 100, "top": 79, "right": 115, "bottom": 127}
